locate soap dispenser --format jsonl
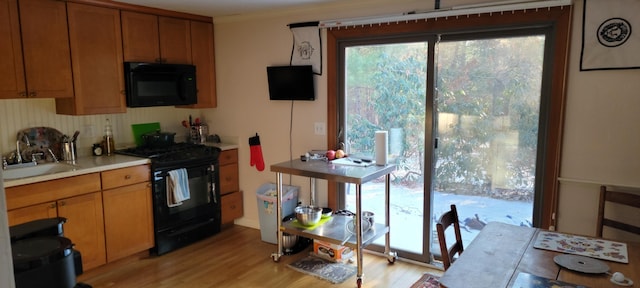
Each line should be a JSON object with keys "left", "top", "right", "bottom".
{"left": 103, "top": 118, "right": 115, "bottom": 155}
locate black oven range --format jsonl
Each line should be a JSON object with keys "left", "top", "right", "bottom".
{"left": 116, "top": 142, "right": 221, "bottom": 255}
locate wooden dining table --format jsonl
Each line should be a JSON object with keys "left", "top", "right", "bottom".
{"left": 438, "top": 222, "right": 639, "bottom": 288}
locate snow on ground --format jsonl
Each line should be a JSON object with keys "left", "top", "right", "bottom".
{"left": 345, "top": 181, "right": 533, "bottom": 253}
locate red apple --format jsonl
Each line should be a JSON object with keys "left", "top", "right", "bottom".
{"left": 326, "top": 150, "right": 336, "bottom": 160}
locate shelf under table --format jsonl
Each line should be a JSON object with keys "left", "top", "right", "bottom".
{"left": 281, "top": 215, "right": 389, "bottom": 249}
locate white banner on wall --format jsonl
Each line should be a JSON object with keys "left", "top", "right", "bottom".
{"left": 580, "top": 0, "right": 640, "bottom": 71}
{"left": 289, "top": 21, "right": 322, "bottom": 75}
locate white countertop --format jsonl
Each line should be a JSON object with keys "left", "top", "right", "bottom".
{"left": 2, "top": 142, "right": 238, "bottom": 188}
{"left": 2, "top": 154, "right": 150, "bottom": 188}
{"left": 206, "top": 142, "right": 238, "bottom": 151}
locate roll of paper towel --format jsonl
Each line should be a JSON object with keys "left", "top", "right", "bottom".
{"left": 375, "top": 131, "right": 388, "bottom": 165}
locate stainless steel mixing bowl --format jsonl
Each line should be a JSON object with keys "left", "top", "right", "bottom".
{"left": 282, "top": 233, "right": 298, "bottom": 249}
{"left": 295, "top": 206, "right": 322, "bottom": 226}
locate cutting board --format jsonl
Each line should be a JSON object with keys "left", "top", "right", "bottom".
{"left": 131, "top": 122, "right": 160, "bottom": 146}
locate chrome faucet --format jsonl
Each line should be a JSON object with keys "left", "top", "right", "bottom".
{"left": 16, "top": 140, "right": 22, "bottom": 164}
{"left": 31, "top": 152, "right": 44, "bottom": 163}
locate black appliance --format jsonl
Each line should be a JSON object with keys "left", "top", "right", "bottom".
{"left": 10, "top": 217, "right": 90, "bottom": 288}
{"left": 266, "top": 65, "right": 315, "bottom": 101}
{"left": 124, "top": 62, "right": 197, "bottom": 107}
{"left": 116, "top": 142, "right": 221, "bottom": 255}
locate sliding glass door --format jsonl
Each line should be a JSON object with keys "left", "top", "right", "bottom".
{"left": 338, "top": 30, "right": 548, "bottom": 264}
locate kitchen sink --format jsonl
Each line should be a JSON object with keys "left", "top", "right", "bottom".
{"left": 2, "top": 163, "right": 78, "bottom": 180}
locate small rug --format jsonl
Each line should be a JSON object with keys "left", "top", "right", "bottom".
{"left": 410, "top": 273, "right": 440, "bottom": 288}
{"left": 287, "top": 256, "right": 356, "bottom": 284}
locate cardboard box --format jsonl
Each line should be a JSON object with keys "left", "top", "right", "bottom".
{"left": 313, "top": 240, "right": 353, "bottom": 262}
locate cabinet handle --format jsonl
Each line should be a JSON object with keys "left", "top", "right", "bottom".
{"left": 18, "top": 91, "right": 27, "bottom": 97}
{"left": 125, "top": 175, "right": 132, "bottom": 180}
{"left": 155, "top": 58, "right": 162, "bottom": 63}
{"left": 49, "top": 203, "right": 57, "bottom": 209}
{"left": 28, "top": 91, "right": 37, "bottom": 97}
{"left": 59, "top": 201, "right": 66, "bottom": 206}
{"left": 120, "top": 90, "right": 125, "bottom": 95}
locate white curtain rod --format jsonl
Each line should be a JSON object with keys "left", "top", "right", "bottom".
{"left": 319, "top": 0, "right": 572, "bottom": 28}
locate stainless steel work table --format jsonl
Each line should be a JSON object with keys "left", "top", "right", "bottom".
{"left": 270, "top": 159, "right": 397, "bottom": 288}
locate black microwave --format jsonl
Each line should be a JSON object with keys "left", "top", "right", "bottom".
{"left": 124, "top": 62, "right": 197, "bottom": 107}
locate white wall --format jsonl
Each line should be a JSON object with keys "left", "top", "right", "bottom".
{"left": 557, "top": 0, "right": 640, "bottom": 240}
{"left": 207, "top": 0, "right": 640, "bottom": 237}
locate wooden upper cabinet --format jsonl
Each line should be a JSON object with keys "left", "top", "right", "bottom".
{"left": 180, "top": 20, "right": 217, "bottom": 108}
{"left": 122, "top": 11, "right": 191, "bottom": 64}
{"left": 17, "top": 0, "right": 73, "bottom": 98}
{"left": 0, "top": 0, "right": 25, "bottom": 99}
{"left": 57, "top": 3, "right": 126, "bottom": 115}
{"left": 121, "top": 11, "right": 160, "bottom": 63}
{"left": 158, "top": 16, "right": 192, "bottom": 64}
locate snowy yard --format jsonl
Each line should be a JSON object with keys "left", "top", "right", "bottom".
{"left": 345, "top": 181, "right": 533, "bottom": 253}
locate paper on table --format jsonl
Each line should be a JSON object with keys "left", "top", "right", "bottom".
{"left": 331, "top": 157, "right": 374, "bottom": 167}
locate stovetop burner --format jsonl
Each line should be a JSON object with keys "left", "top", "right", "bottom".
{"left": 116, "top": 142, "right": 220, "bottom": 166}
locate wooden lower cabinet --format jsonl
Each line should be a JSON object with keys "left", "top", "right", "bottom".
{"left": 57, "top": 192, "right": 106, "bottom": 270}
{"left": 6, "top": 164, "right": 152, "bottom": 271}
{"left": 7, "top": 191, "right": 107, "bottom": 270}
{"left": 7, "top": 201, "right": 57, "bottom": 226}
{"left": 102, "top": 181, "right": 154, "bottom": 262}
{"left": 218, "top": 149, "right": 243, "bottom": 224}
{"left": 221, "top": 191, "right": 243, "bottom": 224}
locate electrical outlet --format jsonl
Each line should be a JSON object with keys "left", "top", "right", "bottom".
{"left": 314, "top": 122, "right": 326, "bottom": 135}
{"left": 84, "top": 124, "right": 95, "bottom": 137}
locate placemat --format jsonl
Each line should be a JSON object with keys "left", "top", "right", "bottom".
{"left": 533, "top": 231, "right": 628, "bottom": 263}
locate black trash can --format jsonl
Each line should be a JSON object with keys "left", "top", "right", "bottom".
{"left": 9, "top": 218, "right": 90, "bottom": 288}
{"left": 12, "top": 236, "right": 77, "bottom": 288}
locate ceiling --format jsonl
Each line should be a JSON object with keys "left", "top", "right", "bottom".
{"left": 113, "top": 0, "right": 342, "bottom": 18}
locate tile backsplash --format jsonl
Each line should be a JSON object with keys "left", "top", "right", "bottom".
{"left": 0, "top": 98, "right": 203, "bottom": 157}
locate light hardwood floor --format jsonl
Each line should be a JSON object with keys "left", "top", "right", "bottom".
{"left": 77, "top": 225, "right": 442, "bottom": 287}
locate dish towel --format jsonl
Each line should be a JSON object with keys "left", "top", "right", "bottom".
{"left": 167, "top": 168, "right": 190, "bottom": 207}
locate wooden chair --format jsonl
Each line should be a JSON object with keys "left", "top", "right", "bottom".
{"left": 596, "top": 185, "right": 640, "bottom": 238}
{"left": 436, "top": 204, "right": 464, "bottom": 270}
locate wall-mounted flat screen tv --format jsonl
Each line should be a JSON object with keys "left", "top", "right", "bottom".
{"left": 267, "top": 65, "right": 315, "bottom": 101}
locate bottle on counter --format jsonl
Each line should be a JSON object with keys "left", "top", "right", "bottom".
{"left": 103, "top": 118, "right": 115, "bottom": 156}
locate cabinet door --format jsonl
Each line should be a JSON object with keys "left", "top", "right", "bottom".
{"left": 18, "top": 0, "right": 73, "bottom": 98}
{"left": 7, "top": 201, "right": 57, "bottom": 226}
{"left": 158, "top": 16, "right": 192, "bottom": 64}
{"left": 0, "top": 0, "right": 26, "bottom": 99}
{"left": 58, "top": 2, "right": 126, "bottom": 115}
{"left": 180, "top": 20, "right": 217, "bottom": 108}
{"left": 121, "top": 11, "right": 160, "bottom": 62}
{"left": 57, "top": 192, "right": 106, "bottom": 271}
{"left": 221, "top": 191, "right": 243, "bottom": 224}
{"left": 102, "top": 182, "right": 153, "bottom": 262}
{"left": 220, "top": 162, "right": 239, "bottom": 195}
